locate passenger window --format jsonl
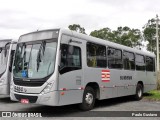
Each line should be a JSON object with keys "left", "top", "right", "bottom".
{"left": 87, "top": 42, "right": 107, "bottom": 68}
{"left": 135, "top": 54, "right": 145, "bottom": 71}
{"left": 146, "top": 56, "right": 155, "bottom": 71}
{"left": 123, "top": 51, "right": 135, "bottom": 70}
{"left": 108, "top": 47, "right": 123, "bottom": 69}
{"left": 60, "top": 44, "right": 81, "bottom": 74}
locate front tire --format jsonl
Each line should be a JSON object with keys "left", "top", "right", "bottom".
{"left": 134, "top": 84, "right": 143, "bottom": 100}
{"left": 79, "top": 86, "right": 96, "bottom": 111}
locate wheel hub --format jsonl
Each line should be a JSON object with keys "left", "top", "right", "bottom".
{"left": 138, "top": 89, "right": 142, "bottom": 97}
{"left": 85, "top": 93, "right": 93, "bottom": 105}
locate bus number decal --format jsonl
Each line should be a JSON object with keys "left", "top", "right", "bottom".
{"left": 101, "top": 70, "right": 110, "bottom": 82}
{"left": 120, "top": 76, "right": 132, "bottom": 80}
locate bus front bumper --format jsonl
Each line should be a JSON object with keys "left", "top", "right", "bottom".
{"left": 10, "top": 91, "right": 60, "bottom": 106}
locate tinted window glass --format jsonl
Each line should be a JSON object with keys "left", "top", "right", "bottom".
{"left": 13, "top": 41, "right": 57, "bottom": 79}
{"left": 146, "top": 56, "right": 155, "bottom": 71}
{"left": 108, "top": 47, "right": 123, "bottom": 69}
{"left": 87, "top": 42, "right": 107, "bottom": 68}
{"left": 135, "top": 54, "right": 145, "bottom": 71}
{"left": 60, "top": 44, "right": 81, "bottom": 74}
{"left": 123, "top": 51, "right": 135, "bottom": 70}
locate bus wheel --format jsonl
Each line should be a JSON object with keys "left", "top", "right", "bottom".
{"left": 134, "top": 84, "right": 143, "bottom": 100}
{"left": 79, "top": 86, "right": 96, "bottom": 111}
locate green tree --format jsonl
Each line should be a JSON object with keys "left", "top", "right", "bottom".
{"left": 114, "top": 26, "right": 142, "bottom": 48}
{"left": 90, "top": 26, "right": 142, "bottom": 48}
{"left": 68, "top": 24, "right": 86, "bottom": 34}
{"left": 142, "top": 18, "right": 160, "bottom": 53}
{"left": 90, "top": 27, "right": 115, "bottom": 42}
{"left": 143, "top": 17, "right": 160, "bottom": 90}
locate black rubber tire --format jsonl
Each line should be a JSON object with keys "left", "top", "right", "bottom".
{"left": 134, "top": 84, "right": 143, "bottom": 100}
{"left": 79, "top": 86, "right": 96, "bottom": 111}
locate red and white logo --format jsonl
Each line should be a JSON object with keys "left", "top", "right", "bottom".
{"left": 101, "top": 69, "right": 110, "bottom": 82}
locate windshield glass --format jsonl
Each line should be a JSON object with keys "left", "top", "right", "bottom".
{"left": 0, "top": 46, "right": 9, "bottom": 75}
{"left": 13, "top": 40, "right": 57, "bottom": 79}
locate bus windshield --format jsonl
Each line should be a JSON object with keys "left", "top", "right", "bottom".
{"left": 0, "top": 48, "right": 9, "bottom": 75}
{"left": 13, "top": 40, "right": 57, "bottom": 79}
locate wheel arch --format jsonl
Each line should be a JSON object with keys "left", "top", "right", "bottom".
{"left": 85, "top": 82, "right": 100, "bottom": 99}
{"left": 137, "top": 81, "right": 144, "bottom": 91}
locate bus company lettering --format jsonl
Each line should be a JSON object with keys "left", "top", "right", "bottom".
{"left": 120, "top": 76, "right": 132, "bottom": 80}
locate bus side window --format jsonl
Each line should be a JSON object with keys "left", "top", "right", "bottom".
{"left": 123, "top": 51, "right": 135, "bottom": 70}
{"left": 60, "top": 44, "right": 81, "bottom": 74}
{"left": 87, "top": 42, "right": 107, "bottom": 68}
{"left": 146, "top": 56, "right": 154, "bottom": 72}
{"left": 108, "top": 47, "right": 123, "bottom": 69}
{"left": 135, "top": 54, "right": 145, "bottom": 71}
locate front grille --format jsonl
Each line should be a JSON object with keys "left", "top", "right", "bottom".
{"left": 13, "top": 75, "right": 51, "bottom": 87}
{"left": 14, "top": 94, "right": 38, "bottom": 103}
{"left": 14, "top": 79, "right": 45, "bottom": 86}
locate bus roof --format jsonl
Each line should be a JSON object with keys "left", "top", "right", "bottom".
{"left": 18, "top": 28, "right": 155, "bottom": 58}
{"left": 60, "top": 29, "right": 155, "bottom": 58}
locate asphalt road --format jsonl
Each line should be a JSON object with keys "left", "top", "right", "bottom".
{"left": 0, "top": 95, "right": 160, "bottom": 120}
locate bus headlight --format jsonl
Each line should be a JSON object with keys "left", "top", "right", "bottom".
{"left": 0, "top": 78, "right": 5, "bottom": 85}
{"left": 41, "top": 83, "right": 53, "bottom": 94}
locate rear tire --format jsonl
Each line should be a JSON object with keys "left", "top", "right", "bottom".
{"left": 79, "top": 86, "right": 96, "bottom": 111}
{"left": 134, "top": 83, "right": 143, "bottom": 100}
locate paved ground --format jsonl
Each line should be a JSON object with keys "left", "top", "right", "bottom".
{"left": 0, "top": 95, "right": 160, "bottom": 120}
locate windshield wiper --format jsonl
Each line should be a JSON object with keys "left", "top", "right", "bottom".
{"left": 42, "top": 41, "right": 46, "bottom": 55}
{"left": 37, "top": 41, "right": 46, "bottom": 71}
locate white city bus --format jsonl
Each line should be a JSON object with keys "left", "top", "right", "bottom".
{"left": 0, "top": 39, "right": 17, "bottom": 95}
{"left": 10, "top": 29, "right": 156, "bottom": 110}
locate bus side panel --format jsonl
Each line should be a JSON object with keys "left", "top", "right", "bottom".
{"left": 144, "top": 71, "right": 157, "bottom": 92}
{"left": 116, "top": 70, "right": 136, "bottom": 97}
{"left": 83, "top": 67, "right": 114, "bottom": 100}
{"left": 58, "top": 70, "right": 83, "bottom": 105}
{"left": 58, "top": 90, "right": 83, "bottom": 105}
{"left": 58, "top": 35, "right": 85, "bottom": 105}
{"left": 136, "top": 70, "right": 146, "bottom": 89}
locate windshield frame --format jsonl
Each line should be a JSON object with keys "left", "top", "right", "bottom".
{"left": 13, "top": 38, "right": 58, "bottom": 80}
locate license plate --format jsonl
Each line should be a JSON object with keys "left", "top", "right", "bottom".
{"left": 21, "top": 99, "right": 29, "bottom": 104}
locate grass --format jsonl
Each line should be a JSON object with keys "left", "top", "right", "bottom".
{"left": 143, "top": 90, "right": 160, "bottom": 101}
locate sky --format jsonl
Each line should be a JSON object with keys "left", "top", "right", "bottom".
{"left": 0, "top": 0, "right": 160, "bottom": 40}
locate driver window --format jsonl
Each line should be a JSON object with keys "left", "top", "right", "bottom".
{"left": 60, "top": 44, "right": 81, "bottom": 74}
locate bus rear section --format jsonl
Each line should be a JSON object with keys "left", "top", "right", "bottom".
{"left": 0, "top": 39, "right": 17, "bottom": 95}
